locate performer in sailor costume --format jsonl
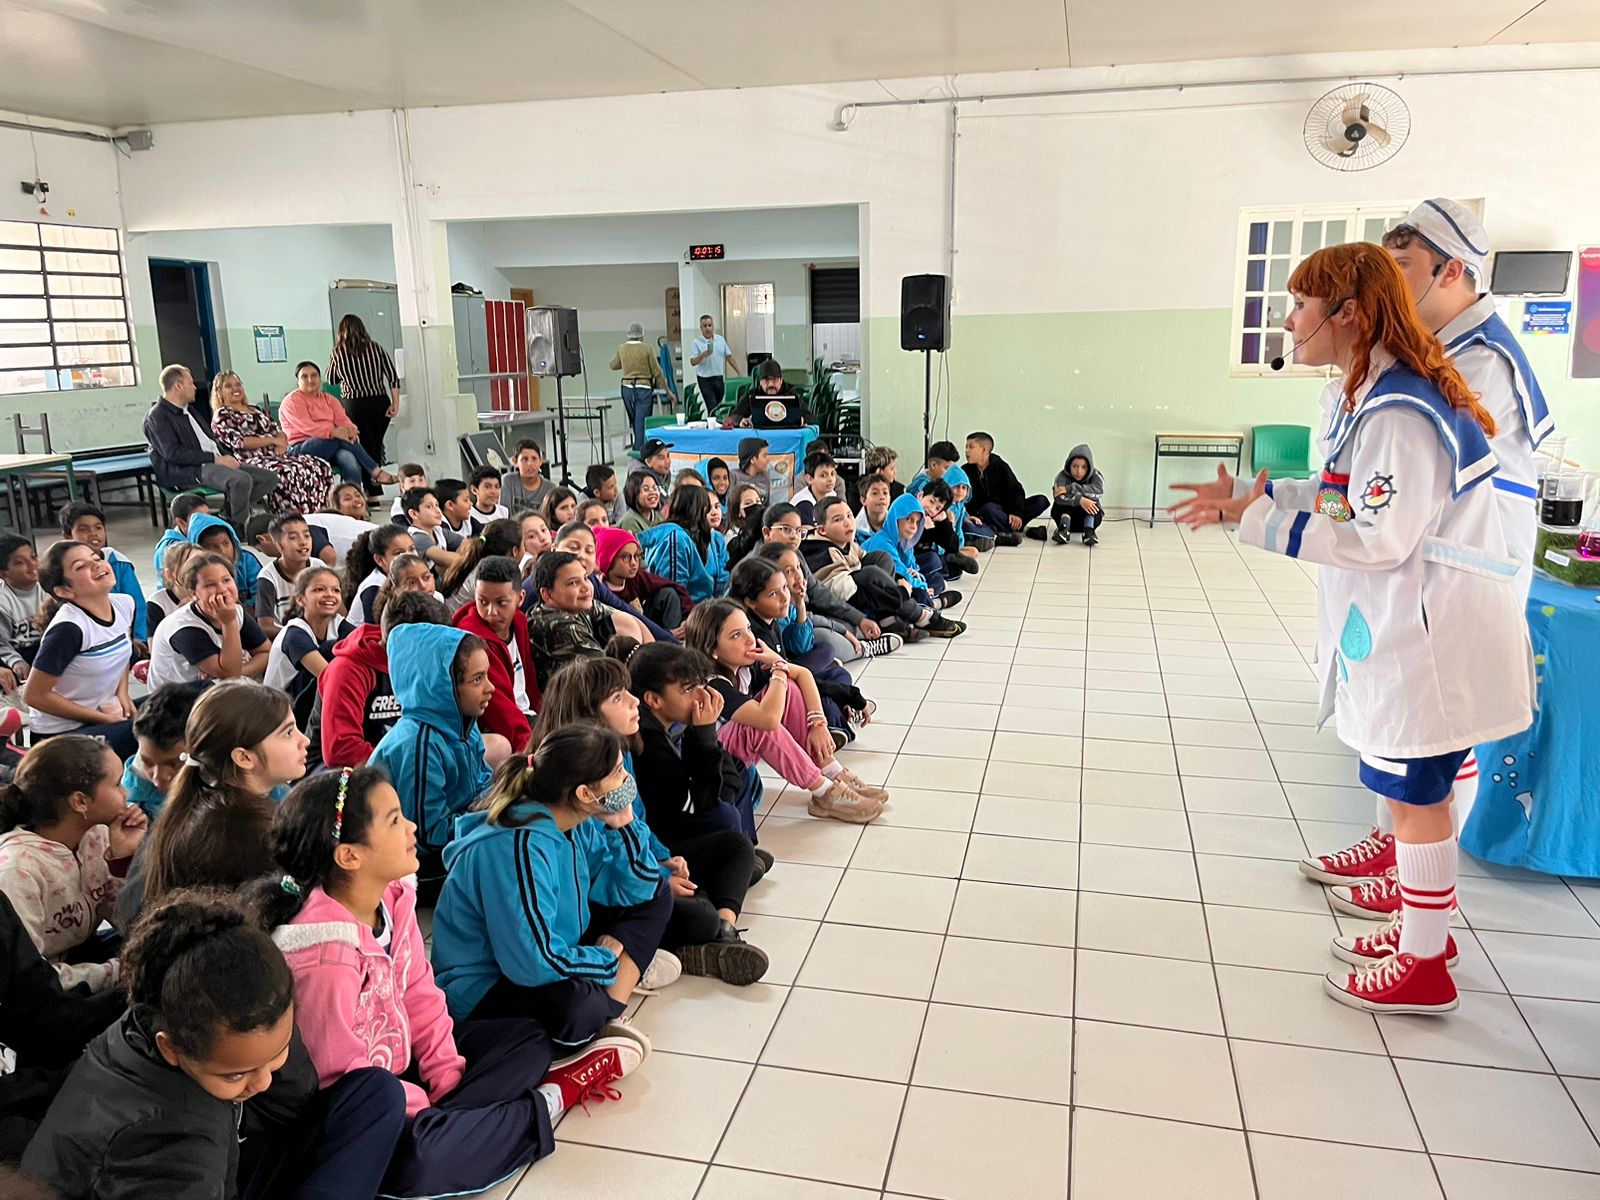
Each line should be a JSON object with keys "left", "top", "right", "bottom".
{"left": 1171, "top": 243, "right": 1533, "bottom": 1013}
{"left": 1299, "top": 200, "right": 1556, "bottom": 916}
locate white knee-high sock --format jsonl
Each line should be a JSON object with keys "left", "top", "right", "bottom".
{"left": 1396, "top": 837, "right": 1456, "bottom": 959}
{"left": 1451, "top": 754, "right": 1479, "bottom": 837}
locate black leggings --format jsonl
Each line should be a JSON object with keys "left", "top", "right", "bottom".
{"left": 1051, "top": 496, "right": 1102, "bottom": 532}
{"left": 346, "top": 393, "right": 392, "bottom": 485}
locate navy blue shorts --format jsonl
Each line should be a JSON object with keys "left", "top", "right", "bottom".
{"left": 1358, "top": 748, "right": 1471, "bottom": 807}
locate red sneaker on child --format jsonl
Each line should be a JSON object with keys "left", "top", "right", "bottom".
{"left": 1324, "top": 952, "right": 1458, "bottom": 1014}
{"left": 1332, "top": 914, "right": 1459, "bottom": 968}
{"left": 542, "top": 1027, "right": 649, "bottom": 1116}
{"left": 1298, "top": 827, "right": 1395, "bottom": 885}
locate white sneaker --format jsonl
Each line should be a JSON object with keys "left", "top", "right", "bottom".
{"left": 634, "top": 949, "right": 682, "bottom": 994}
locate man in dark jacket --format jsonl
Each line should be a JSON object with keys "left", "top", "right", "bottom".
{"left": 144, "top": 364, "right": 279, "bottom": 531}
{"left": 965, "top": 430, "right": 1048, "bottom": 546}
{"left": 0, "top": 893, "right": 123, "bottom": 1161}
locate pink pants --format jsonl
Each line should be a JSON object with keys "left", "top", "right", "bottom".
{"left": 717, "top": 675, "right": 824, "bottom": 789}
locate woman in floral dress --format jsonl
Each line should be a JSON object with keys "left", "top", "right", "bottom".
{"left": 209, "top": 370, "right": 334, "bottom": 514}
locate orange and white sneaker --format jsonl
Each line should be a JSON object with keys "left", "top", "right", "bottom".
{"left": 1298, "top": 827, "right": 1395, "bottom": 885}
{"left": 1324, "top": 952, "right": 1458, "bottom": 1014}
{"left": 1332, "top": 914, "right": 1459, "bottom": 968}
{"left": 1328, "top": 866, "right": 1403, "bottom": 920}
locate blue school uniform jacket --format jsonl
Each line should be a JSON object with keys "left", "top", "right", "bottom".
{"left": 432, "top": 806, "right": 661, "bottom": 1019}
{"left": 942, "top": 464, "right": 972, "bottom": 549}
{"left": 638, "top": 522, "right": 729, "bottom": 602}
{"left": 367, "top": 624, "right": 493, "bottom": 856}
{"left": 863, "top": 493, "right": 928, "bottom": 587}
{"left": 98, "top": 547, "right": 147, "bottom": 642}
{"left": 184, "top": 514, "right": 262, "bottom": 608}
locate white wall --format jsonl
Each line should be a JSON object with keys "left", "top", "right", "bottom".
{"left": 445, "top": 223, "right": 512, "bottom": 300}
{"left": 501, "top": 263, "right": 678, "bottom": 331}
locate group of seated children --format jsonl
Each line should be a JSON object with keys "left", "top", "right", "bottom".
{"left": 0, "top": 424, "right": 1093, "bottom": 1198}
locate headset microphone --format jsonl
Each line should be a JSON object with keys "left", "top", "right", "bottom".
{"left": 1269, "top": 296, "right": 1353, "bottom": 371}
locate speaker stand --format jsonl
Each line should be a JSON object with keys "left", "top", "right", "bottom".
{"left": 921, "top": 349, "right": 933, "bottom": 458}
{"left": 553, "top": 375, "right": 572, "bottom": 486}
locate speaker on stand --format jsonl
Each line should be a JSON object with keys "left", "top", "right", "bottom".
{"left": 900, "top": 274, "right": 950, "bottom": 456}
{"left": 527, "top": 305, "right": 583, "bottom": 483}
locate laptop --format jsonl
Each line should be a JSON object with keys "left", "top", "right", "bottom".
{"left": 750, "top": 392, "right": 803, "bottom": 429}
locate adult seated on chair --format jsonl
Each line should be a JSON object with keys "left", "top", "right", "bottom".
{"left": 144, "top": 364, "right": 280, "bottom": 534}
{"left": 728, "top": 360, "right": 812, "bottom": 428}
{"left": 278, "top": 361, "right": 398, "bottom": 492}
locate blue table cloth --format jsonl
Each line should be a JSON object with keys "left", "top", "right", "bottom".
{"left": 1461, "top": 575, "right": 1600, "bottom": 879}
{"left": 661, "top": 425, "right": 818, "bottom": 502}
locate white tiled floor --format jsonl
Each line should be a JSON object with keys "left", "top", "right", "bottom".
{"left": 98, "top": 509, "right": 1600, "bottom": 1198}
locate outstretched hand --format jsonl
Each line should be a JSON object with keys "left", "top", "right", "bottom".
{"left": 1168, "top": 462, "right": 1236, "bottom": 505}
{"left": 1169, "top": 469, "right": 1269, "bottom": 529}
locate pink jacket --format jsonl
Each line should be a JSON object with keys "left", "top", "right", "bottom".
{"left": 0, "top": 825, "right": 124, "bottom": 993}
{"left": 279, "top": 388, "right": 352, "bottom": 444}
{"left": 271, "top": 880, "right": 465, "bottom": 1115}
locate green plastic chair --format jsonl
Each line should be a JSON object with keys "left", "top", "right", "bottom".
{"left": 1251, "top": 424, "right": 1315, "bottom": 479}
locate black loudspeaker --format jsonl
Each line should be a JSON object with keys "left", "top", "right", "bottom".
{"left": 900, "top": 274, "right": 950, "bottom": 351}
{"left": 527, "top": 306, "right": 582, "bottom": 377}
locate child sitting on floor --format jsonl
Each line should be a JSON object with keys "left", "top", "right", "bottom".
{"left": 855, "top": 473, "right": 892, "bottom": 542}
{"left": 151, "top": 492, "right": 211, "bottom": 576}
{"left": 388, "top": 463, "right": 429, "bottom": 519}
{"left": 1051, "top": 442, "right": 1105, "bottom": 546}
{"left": 253, "top": 512, "right": 315, "bottom": 639}
{"left": 121, "top": 681, "right": 205, "bottom": 818}
{"left": 524, "top": 551, "right": 617, "bottom": 685}
{"left": 265, "top": 566, "right": 355, "bottom": 728}
{"left": 788, "top": 450, "right": 839, "bottom": 526}
{"left": 467, "top": 464, "right": 509, "bottom": 534}
{"left": 862, "top": 496, "right": 965, "bottom": 638}
{"left": 184, "top": 513, "right": 262, "bottom": 610}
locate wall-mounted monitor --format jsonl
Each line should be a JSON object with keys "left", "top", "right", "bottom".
{"left": 1490, "top": 251, "right": 1572, "bottom": 296}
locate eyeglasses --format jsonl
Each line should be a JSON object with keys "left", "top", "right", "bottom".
{"left": 615, "top": 551, "right": 642, "bottom": 564}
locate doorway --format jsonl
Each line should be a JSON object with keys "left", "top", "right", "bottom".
{"left": 149, "top": 260, "right": 222, "bottom": 401}
{"left": 721, "top": 282, "right": 775, "bottom": 374}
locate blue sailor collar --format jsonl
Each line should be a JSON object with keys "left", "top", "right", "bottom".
{"left": 1323, "top": 362, "right": 1498, "bottom": 498}
{"left": 1439, "top": 297, "right": 1555, "bottom": 451}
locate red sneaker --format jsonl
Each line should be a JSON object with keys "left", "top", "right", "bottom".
{"left": 0, "top": 707, "right": 23, "bottom": 741}
{"left": 1298, "top": 828, "right": 1395, "bottom": 885}
{"left": 541, "top": 1034, "right": 647, "bottom": 1117}
{"left": 1324, "top": 952, "right": 1458, "bottom": 1014}
{"left": 1332, "top": 915, "right": 1459, "bottom": 968}
{"left": 1328, "top": 867, "right": 1402, "bottom": 920}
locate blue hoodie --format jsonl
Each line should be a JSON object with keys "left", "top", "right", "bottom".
{"left": 432, "top": 804, "right": 661, "bottom": 1019}
{"left": 638, "top": 522, "right": 729, "bottom": 602}
{"left": 184, "top": 514, "right": 261, "bottom": 607}
{"left": 367, "top": 623, "right": 493, "bottom": 856}
{"left": 863, "top": 493, "right": 927, "bottom": 587}
{"left": 96, "top": 546, "right": 147, "bottom": 642}
{"left": 942, "top": 464, "right": 972, "bottom": 549}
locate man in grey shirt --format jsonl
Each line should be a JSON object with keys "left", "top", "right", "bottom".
{"left": 689, "top": 314, "right": 740, "bottom": 415}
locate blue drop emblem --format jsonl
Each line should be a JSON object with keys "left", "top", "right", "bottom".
{"left": 1339, "top": 605, "right": 1373, "bottom": 662}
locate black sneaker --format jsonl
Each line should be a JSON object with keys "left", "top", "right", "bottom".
{"left": 1084, "top": 529, "right": 1099, "bottom": 547}
{"left": 677, "top": 922, "right": 770, "bottom": 986}
{"left": 925, "top": 614, "right": 966, "bottom": 638}
{"left": 1024, "top": 525, "right": 1048, "bottom": 541}
{"left": 937, "top": 589, "right": 963, "bottom": 609}
{"left": 860, "top": 631, "right": 904, "bottom": 656}
{"left": 995, "top": 530, "right": 1023, "bottom": 547}
{"left": 967, "top": 534, "right": 997, "bottom": 552}
{"left": 1051, "top": 525, "right": 1070, "bottom": 545}
{"left": 945, "top": 552, "right": 978, "bottom": 576}
{"left": 750, "top": 848, "right": 775, "bottom": 886}
{"left": 828, "top": 726, "right": 851, "bottom": 750}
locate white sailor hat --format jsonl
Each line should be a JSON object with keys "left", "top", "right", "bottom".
{"left": 1399, "top": 198, "right": 1490, "bottom": 282}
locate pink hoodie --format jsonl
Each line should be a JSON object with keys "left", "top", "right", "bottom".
{"left": 271, "top": 880, "right": 465, "bottom": 1115}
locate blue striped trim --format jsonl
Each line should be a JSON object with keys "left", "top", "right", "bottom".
{"left": 1264, "top": 479, "right": 1275, "bottom": 500}
{"left": 1285, "top": 512, "right": 1310, "bottom": 559}
{"left": 1492, "top": 477, "right": 1538, "bottom": 499}
{"left": 1263, "top": 508, "right": 1291, "bottom": 552}
{"left": 1423, "top": 200, "right": 1489, "bottom": 255}
{"left": 80, "top": 636, "right": 129, "bottom": 658}
{"left": 1422, "top": 540, "right": 1520, "bottom": 577}
{"left": 513, "top": 829, "right": 614, "bottom": 981}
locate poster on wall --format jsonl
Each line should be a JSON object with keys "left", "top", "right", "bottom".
{"left": 1523, "top": 301, "right": 1571, "bottom": 335}
{"left": 253, "top": 324, "right": 287, "bottom": 363}
{"left": 1573, "top": 248, "right": 1600, "bottom": 379}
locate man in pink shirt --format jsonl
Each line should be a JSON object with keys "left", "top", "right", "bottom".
{"left": 280, "top": 361, "right": 397, "bottom": 490}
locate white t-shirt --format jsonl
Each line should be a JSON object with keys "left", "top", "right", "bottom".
{"left": 148, "top": 602, "right": 268, "bottom": 688}
{"left": 304, "top": 512, "right": 376, "bottom": 560}
{"left": 28, "top": 595, "right": 136, "bottom": 735}
{"left": 187, "top": 408, "right": 220, "bottom": 455}
{"left": 692, "top": 334, "right": 731, "bottom": 379}
{"left": 506, "top": 634, "right": 533, "bottom": 716}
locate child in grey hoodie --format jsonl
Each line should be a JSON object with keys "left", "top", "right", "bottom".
{"left": 1050, "top": 444, "right": 1105, "bottom": 546}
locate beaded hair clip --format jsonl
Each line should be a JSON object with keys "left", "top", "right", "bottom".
{"left": 333, "top": 767, "right": 353, "bottom": 842}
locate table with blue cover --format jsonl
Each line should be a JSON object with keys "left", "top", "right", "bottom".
{"left": 1461, "top": 575, "right": 1600, "bottom": 878}
{"left": 661, "top": 425, "right": 819, "bottom": 503}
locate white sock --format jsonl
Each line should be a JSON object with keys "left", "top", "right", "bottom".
{"left": 915, "top": 609, "right": 932, "bottom": 627}
{"left": 538, "top": 1082, "right": 565, "bottom": 1121}
{"left": 809, "top": 776, "right": 834, "bottom": 797}
{"left": 1396, "top": 836, "right": 1456, "bottom": 959}
{"left": 820, "top": 761, "right": 843, "bottom": 780}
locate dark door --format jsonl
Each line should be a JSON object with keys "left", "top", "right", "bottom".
{"left": 149, "top": 259, "right": 221, "bottom": 402}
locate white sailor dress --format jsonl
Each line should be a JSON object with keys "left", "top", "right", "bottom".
{"left": 1440, "top": 299, "right": 1555, "bottom": 595}
{"left": 1237, "top": 360, "right": 1533, "bottom": 761}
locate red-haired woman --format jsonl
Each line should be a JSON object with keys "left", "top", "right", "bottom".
{"left": 1170, "top": 242, "right": 1531, "bottom": 1015}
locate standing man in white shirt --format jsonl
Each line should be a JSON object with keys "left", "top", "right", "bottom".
{"left": 690, "top": 314, "right": 741, "bottom": 416}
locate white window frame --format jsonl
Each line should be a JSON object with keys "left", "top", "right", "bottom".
{"left": 1230, "top": 201, "right": 1413, "bottom": 379}
{"left": 0, "top": 220, "right": 136, "bottom": 396}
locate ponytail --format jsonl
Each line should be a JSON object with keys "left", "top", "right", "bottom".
{"left": 343, "top": 526, "right": 411, "bottom": 607}
{"left": 483, "top": 724, "right": 622, "bottom": 827}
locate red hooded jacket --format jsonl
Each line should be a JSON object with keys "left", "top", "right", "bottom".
{"left": 315, "top": 624, "right": 398, "bottom": 768}
{"left": 451, "top": 601, "right": 539, "bottom": 752}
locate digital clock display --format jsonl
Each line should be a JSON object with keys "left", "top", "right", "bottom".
{"left": 689, "top": 243, "right": 725, "bottom": 261}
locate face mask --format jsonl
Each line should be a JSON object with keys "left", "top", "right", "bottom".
{"left": 595, "top": 773, "right": 637, "bottom": 815}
